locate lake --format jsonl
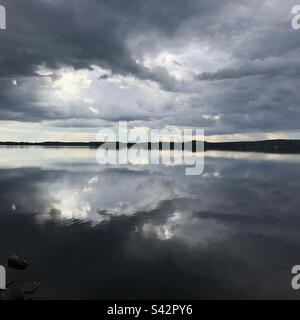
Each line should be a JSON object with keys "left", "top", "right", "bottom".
{"left": 0, "top": 146, "right": 300, "bottom": 299}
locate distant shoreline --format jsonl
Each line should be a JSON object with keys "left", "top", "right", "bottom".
{"left": 1, "top": 139, "right": 300, "bottom": 154}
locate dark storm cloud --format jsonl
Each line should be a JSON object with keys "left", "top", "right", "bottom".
{"left": 1, "top": 0, "right": 138, "bottom": 77}
{"left": 0, "top": 0, "right": 225, "bottom": 122}
{"left": 0, "top": 0, "right": 221, "bottom": 79}
{"left": 0, "top": 0, "right": 299, "bottom": 136}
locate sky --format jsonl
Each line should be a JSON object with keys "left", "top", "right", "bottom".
{"left": 0, "top": 0, "right": 300, "bottom": 142}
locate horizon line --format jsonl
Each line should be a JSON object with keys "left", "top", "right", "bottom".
{"left": 0, "top": 139, "right": 300, "bottom": 144}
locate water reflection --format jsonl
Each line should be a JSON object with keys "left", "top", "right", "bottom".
{"left": 0, "top": 147, "right": 300, "bottom": 299}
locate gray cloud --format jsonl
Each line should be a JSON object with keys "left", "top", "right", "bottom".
{"left": 196, "top": 57, "right": 300, "bottom": 81}
{"left": 0, "top": 0, "right": 219, "bottom": 78}
{"left": 0, "top": 0, "right": 299, "bottom": 138}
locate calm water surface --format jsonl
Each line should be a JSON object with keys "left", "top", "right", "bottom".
{"left": 0, "top": 147, "right": 300, "bottom": 299}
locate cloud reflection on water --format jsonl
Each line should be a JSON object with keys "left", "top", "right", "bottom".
{"left": 1, "top": 147, "right": 300, "bottom": 298}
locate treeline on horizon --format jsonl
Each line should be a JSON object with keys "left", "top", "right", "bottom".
{"left": 1, "top": 139, "right": 300, "bottom": 154}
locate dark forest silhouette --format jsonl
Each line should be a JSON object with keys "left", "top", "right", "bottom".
{"left": 1, "top": 139, "right": 300, "bottom": 154}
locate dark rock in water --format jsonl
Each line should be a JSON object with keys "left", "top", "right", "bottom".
{"left": 22, "top": 282, "right": 40, "bottom": 294}
{"left": 1, "top": 256, "right": 42, "bottom": 300}
{"left": 0, "top": 282, "right": 41, "bottom": 300}
{"left": 0, "top": 287, "right": 24, "bottom": 300}
{"left": 8, "top": 255, "right": 28, "bottom": 270}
